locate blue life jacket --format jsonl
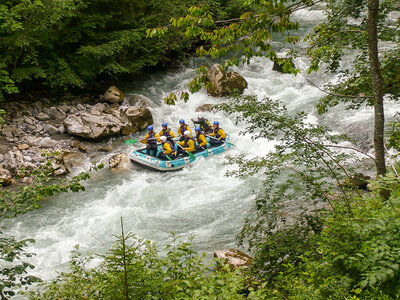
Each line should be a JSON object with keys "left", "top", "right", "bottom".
{"left": 148, "top": 131, "right": 157, "bottom": 144}
{"left": 213, "top": 127, "right": 225, "bottom": 140}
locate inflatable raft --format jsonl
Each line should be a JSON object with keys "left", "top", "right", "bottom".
{"left": 130, "top": 137, "right": 232, "bottom": 171}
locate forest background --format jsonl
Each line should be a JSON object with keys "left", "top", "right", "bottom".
{"left": 1, "top": 0, "right": 400, "bottom": 299}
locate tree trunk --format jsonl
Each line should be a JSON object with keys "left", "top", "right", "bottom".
{"left": 367, "top": 0, "right": 386, "bottom": 177}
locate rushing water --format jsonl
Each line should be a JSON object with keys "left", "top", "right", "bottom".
{"left": 3, "top": 8, "right": 400, "bottom": 282}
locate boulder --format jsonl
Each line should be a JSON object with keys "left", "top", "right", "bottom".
{"left": 126, "top": 95, "right": 156, "bottom": 108}
{"left": 123, "top": 107, "right": 153, "bottom": 133}
{"left": 195, "top": 104, "right": 215, "bottom": 112}
{"left": 206, "top": 64, "right": 247, "bottom": 97}
{"left": 340, "top": 173, "right": 372, "bottom": 190}
{"left": 36, "top": 112, "right": 50, "bottom": 121}
{"left": 62, "top": 106, "right": 150, "bottom": 140}
{"left": 109, "top": 153, "right": 131, "bottom": 171}
{"left": 18, "top": 144, "right": 30, "bottom": 151}
{"left": 44, "top": 124, "right": 60, "bottom": 136}
{"left": 33, "top": 137, "right": 57, "bottom": 148}
{"left": 214, "top": 249, "right": 253, "bottom": 270}
{"left": 0, "top": 167, "right": 12, "bottom": 186}
{"left": 272, "top": 57, "right": 295, "bottom": 74}
{"left": 48, "top": 107, "right": 67, "bottom": 122}
{"left": 2, "top": 125, "right": 13, "bottom": 138}
{"left": 60, "top": 150, "right": 85, "bottom": 169}
{"left": 100, "top": 86, "right": 125, "bottom": 103}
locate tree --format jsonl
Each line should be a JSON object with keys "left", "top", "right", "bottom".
{"left": 149, "top": 0, "right": 400, "bottom": 178}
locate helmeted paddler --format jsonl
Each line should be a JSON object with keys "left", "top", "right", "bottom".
{"left": 209, "top": 121, "right": 226, "bottom": 146}
{"left": 177, "top": 130, "right": 195, "bottom": 156}
{"left": 177, "top": 119, "right": 191, "bottom": 141}
{"left": 139, "top": 125, "right": 160, "bottom": 156}
{"left": 158, "top": 136, "right": 176, "bottom": 160}
{"left": 159, "top": 122, "right": 176, "bottom": 144}
{"left": 194, "top": 127, "right": 207, "bottom": 151}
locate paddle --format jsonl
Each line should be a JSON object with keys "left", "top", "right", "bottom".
{"left": 125, "top": 137, "right": 159, "bottom": 145}
{"left": 177, "top": 144, "right": 195, "bottom": 159}
{"left": 207, "top": 135, "right": 236, "bottom": 147}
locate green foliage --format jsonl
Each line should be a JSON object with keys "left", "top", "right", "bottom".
{"left": 306, "top": 0, "right": 400, "bottom": 113}
{"left": 29, "top": 233, "right": 267, "bottom": 299}
{"left": 0, "top": 233, "right": 42, "bottom": 299}
{"left": 148, "top": 0, "right": 306, "bottom": 102}
{"left": 1, "top": 0, "right": 245, "bottom": 99}
{"left": 386, "top": 113, "right": 400, "bottom": 152}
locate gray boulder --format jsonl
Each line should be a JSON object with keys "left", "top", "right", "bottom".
{"left": 206, "top": 64, "right": 247, "bottom": 97}
{"left": 100, "top": 86, "right": 125, "bottom": 103}
{"left": 126, "top": 95, "right": 156, "bottom": 108}
{"left": 214, "top": 248, "right": 253, "bottom": 270}
{"left": 64, "top": 106, "right": 152, "bottom": 140}
{"left": 109, "top": 153, "right": 131, "bottom": 170}
{"left": 195, "top": 104, "right": 215, "bottom": 112}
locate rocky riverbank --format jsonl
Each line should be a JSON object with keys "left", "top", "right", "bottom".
{"left": 0, "top": 86, "right": 154, "bottom": 187}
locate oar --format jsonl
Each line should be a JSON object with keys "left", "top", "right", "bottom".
{"left": 207, "top": 135, "right": 236, "bottom": 147}
{"left": 125, "top": 137, "right": 159, "bottom": 145}
{"left": 177, "top": 144, "right": 196, "bottom": 159}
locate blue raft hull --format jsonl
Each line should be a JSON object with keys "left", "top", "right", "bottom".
{"left": 130, "top": 137, "right": 232, "bottom": 171}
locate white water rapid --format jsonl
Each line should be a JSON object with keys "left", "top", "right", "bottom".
{"left": 3, "top": 8, "right": 400, "bottom": 283}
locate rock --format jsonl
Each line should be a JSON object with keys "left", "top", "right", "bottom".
{"left": 53, "top": 164, "right": 68, "bottom": 176}
{"left": 100, "top": 86, "right": 125, "bottom": 103}
{"left": 98, "top": 146, "right": 112, "bottom": 152}
{"left": 36, "top": 113, "right": 50, "bottom": 121}
{"left": 109, "top": 153, "right": 130, "bottom": 170}
{"left": 340, "top": 173, "right": 372, "bottom": 190}
{"left": 214, "top": 249, "right": 253, "bottom": 270}
{"left": 34, "top": 124, "right": 44, "bottom": 133}
{"left": 33, "top": 137, "right": 57, "bottom": 148}
{"left": 58, "top": 105, "right": 71, "bottom": 114}
{"left": 206, "top": 64, "right": 247, "bottom": 97}
{"left": 44, "top": 124, "right": 60, "bottom": 136}
{"left": 2, "top": 125, "right": 13, "bottom": 138}
{"left": 0, "top": 154, "right": 3, "bottom": 162}
{"left": 195, "top": 104, "right": 215, "bottom": 112}
{"left": 24, "top": 116, "right": 36, "bottom": 125}
{"left": 0, "top": 167, "right": 12, "bottom": 186}
{"left": 60, "top": 150, "right": 85, "bottom": 169}
{"left": 126, "top": 95, "right": 156, "bottom": 108}
{"left": 48, "top": 107, "right": 66, "bottom": 122}
{"left": 18, "top": 144, "right": 30, "bottom": 151}
{"left": 123, "top": 107, "right": 153, "bottom": 133}
{"left": 64, "top": 106, "right": 152, "bottom": 140}
{"left": 91, "top": 103, "right": 107, "bottom": 114}
{"left": 272, "top": 57, "right": 295, "bottom": 74}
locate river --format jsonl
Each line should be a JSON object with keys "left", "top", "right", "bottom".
{"left": 3, "top": 7, "right": 400, "bottom": 282}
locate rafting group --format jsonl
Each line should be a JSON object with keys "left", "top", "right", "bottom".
{"left": 138, "top": 116, "right": 226, "bottom": 160}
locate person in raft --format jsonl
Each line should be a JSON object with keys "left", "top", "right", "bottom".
{"left": 139, "top": 125, "right": 160, "bottom": 156}
{"left": 194, "top": 127, "right": 207, "bottom": 151}
{"left": 159, "top": 122, "right": 175, "bottom": 144}
{"left": 208, "top": 121, "right": 226, "bottom": 146}
{"left": 191, "top": 116, "right": 212, "bottom": 134}
{"left": 177, "top": 119, "right": 191, "bottom": 141}
{"left": 158, "top": 136, "right": 176, "bottom": 160}
{"left": 177, "top": 130, "right": 195, "bottom": 156}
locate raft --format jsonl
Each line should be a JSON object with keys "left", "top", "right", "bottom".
{"left": 130, "top": 137, "right": 232, "bottom": 171}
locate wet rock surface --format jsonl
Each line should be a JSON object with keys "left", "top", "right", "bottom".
{"left": 214, "top": 248, "right": 253, "bottom": 270}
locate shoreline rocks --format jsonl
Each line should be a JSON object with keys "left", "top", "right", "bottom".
{"left": 0, "top": 86, "right": 154, "bottom": 187}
